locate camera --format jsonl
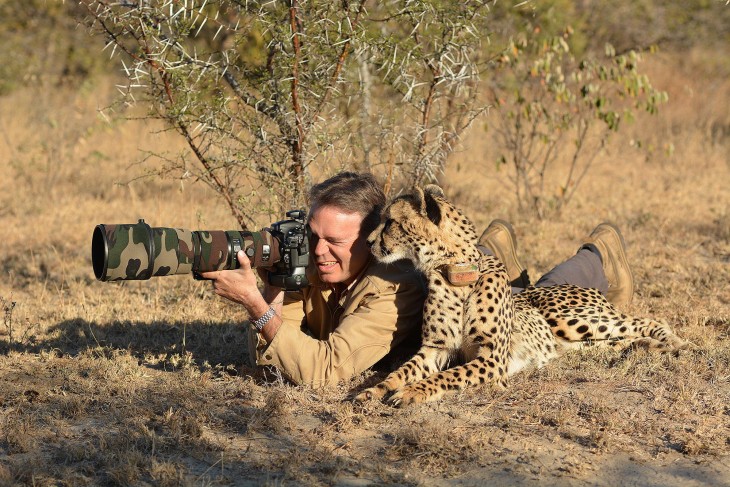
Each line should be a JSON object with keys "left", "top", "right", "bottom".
{"left": 92, "top": 210, "right": 310, "bottom": 290}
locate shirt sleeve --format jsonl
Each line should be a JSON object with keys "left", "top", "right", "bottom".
{"left": 256, "top": 276, "right": 425, "bottom": 388}
{"left": 279, "top": 290, "right": 306, "bottom": 329}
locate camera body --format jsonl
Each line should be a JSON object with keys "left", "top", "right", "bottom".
{"left": 263, "top": 210, "right": 310, "bottom": 290}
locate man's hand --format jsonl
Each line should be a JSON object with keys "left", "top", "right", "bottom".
{"left": 199, "top": 251, "right": 266, "bottom": 311}
{"left": 200, "top": 250, "right": 285, "bottom": 330}
{"left": 201, "top": 250, "right": 285, "bottom": 342}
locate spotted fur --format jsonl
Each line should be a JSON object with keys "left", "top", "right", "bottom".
{"left": 355, "top": 185, "right": 689, "bottom": 406}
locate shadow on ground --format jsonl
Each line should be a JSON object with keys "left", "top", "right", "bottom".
{"left": 1, "top": 318, "right": 252, "bottom": 371}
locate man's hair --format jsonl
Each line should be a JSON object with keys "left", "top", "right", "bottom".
{"left": 308, "top": 172, "right": 385, "bottom": 236}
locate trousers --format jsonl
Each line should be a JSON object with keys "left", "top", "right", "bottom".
{"left": 483, "top": 246, "right": 609, "bottom": 296}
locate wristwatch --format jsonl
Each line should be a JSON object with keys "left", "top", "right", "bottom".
{"left": 251, "top": 306, "right": 276, "bottom": 332}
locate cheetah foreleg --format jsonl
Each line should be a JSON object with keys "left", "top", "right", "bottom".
{"left": 388, "top": 349, "right": 509, "bottom": 407}
{"left": 354, "top": 347, "right": 450, "bottom": 403}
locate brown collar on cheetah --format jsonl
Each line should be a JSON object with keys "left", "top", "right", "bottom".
{"left": 437, "top": 263, "right": 480, "bottom": 286}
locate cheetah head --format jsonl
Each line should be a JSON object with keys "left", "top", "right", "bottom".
{"left": 368, "top": 185, "right": 480, "bottom": 272}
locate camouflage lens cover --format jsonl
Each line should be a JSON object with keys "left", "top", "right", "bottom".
{"left": 192, "top": 230, "right": 281, "bottom": 272}
{"left": 93, "top": 222, "right": 191, "bottom": 281}
{"left": 92, "top": 221, "right": 282, "bottom": 281}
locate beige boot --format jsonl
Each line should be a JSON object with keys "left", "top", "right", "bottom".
{"left": 478, "top": 219, "right": 530, "bottom": 288}
{"left": 582, "top": 223, "right": 635, "bottom": 307}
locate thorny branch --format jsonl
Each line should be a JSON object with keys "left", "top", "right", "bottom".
{"left": 81, "top": 0, "right": 492, "bottom": 218}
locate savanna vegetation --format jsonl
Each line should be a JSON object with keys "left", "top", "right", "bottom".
{"left": 1, "top": 1, "right": 729, "bottom": 485}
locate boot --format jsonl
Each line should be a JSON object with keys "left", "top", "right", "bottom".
{"left": 478, "top": 219, "right": 530, "bottom": 289}
{"left": 582, "top": 223, "right": 634, "bottom": 307}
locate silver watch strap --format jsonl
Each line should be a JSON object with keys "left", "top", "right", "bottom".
{"left": 251, "top": 306, "right": 275, "bottom": 332}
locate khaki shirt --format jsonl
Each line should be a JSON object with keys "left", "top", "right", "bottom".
{"left": 251, "top": 258, "right": 426, "bottom": 387}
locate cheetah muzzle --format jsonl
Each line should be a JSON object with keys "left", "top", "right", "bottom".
{"left": 355, "top": 185, "right": 690, "bottom": 407}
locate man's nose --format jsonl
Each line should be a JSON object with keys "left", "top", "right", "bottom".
{"left": 314, "top": 237, "right": 328, "bottom": 254}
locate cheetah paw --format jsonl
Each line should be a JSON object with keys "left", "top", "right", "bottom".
{"left": 388, "top": 387, "right": 431, "bottom": 407}
{"left": 354, "top": 385, "right": 389, "bottom": 403}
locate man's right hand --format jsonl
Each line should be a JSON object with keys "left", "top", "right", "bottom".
{"left": 200, "top": 251, "right": 284, "bottom": 341}
{"left": 200, "top": 251, "right": 267, "bottom": 312}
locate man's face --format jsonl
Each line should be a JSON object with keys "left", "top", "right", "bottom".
{"left": 308, "top": 205, "right": 371, "bottom": 286}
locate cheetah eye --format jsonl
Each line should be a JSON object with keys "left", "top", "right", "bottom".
{"left": 382, "top": 218, "right": 393, "bottom": 233}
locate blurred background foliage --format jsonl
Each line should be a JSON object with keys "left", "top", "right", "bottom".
{"left": 2, "top": 0, "right": 726, "bottom": 100}
{"left": 1, "top": 0, "right": 728, "bottom": 222}
{"left": 0, "top": 1, "right": 105, "bottom": 95}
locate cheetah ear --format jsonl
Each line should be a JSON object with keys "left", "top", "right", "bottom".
{"left": 411, "top": 186, "right": 442, "bottom": 226}
{"left": 422, "top": 187, "right": 443, "bottom": 226}
{"left": 412, "top": 187, "right": 427, "bottom": 214}
{"left": 423, "top": 184, "right": 445, "bottom": 199}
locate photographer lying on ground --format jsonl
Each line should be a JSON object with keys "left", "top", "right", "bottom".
{"left": 201, "top": 172, "right": 633, "bottom": 387}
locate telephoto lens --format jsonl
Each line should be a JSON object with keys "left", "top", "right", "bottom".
{"left": 92, "top": 220, "right": 280, "bottom": 281}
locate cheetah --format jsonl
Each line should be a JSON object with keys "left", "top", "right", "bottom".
{"left": 355, "top": 185, "right": 689, "bottom": 406}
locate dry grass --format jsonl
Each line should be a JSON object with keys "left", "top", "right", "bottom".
{"left": 1, "top": 49, "right": 729, "bottom": 486}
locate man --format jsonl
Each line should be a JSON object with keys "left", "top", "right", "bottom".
{"left": 201, "top": 172, "right": 427, "bottom": 387}
{"left": 203, "top": 172, "right": 634, "bottom": 387}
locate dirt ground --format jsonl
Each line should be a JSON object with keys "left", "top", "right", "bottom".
{"left": 1, "top": 50, "right": 729, "bottom": 485}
